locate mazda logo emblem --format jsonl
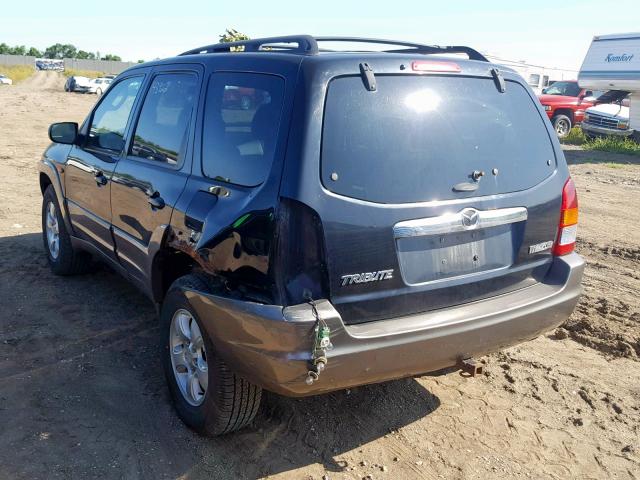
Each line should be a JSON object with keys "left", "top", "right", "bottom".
{"left": 461, "top": 208, "right": 480, "bottom": 228}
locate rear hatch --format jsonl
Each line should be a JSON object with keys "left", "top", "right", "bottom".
{"left": 304, "top": 61, "right": 564, "bottom": 324}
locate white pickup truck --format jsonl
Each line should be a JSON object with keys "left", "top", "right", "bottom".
{"left": 581, "top": 91, "right": 632, "bottom": 138}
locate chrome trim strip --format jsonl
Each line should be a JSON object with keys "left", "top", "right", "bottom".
{"left": 393, "top": 207, "right": 528, "bottom": 238}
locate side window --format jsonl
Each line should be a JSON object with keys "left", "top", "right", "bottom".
{"left": 86, "top": 76, "right": 143, "bottom": 152}
{"left": 130, "top": 73, "right": 198, "bottom": 165}
{"left": 202, "top": 72, "right": 285, "bottom": 186}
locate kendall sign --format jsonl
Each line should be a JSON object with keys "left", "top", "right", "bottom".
{"left": 605, "top": 53, "right": 634, "bottom": 62}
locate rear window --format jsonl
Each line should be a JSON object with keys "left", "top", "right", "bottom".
{"left": 321, "top": 75, "right": 555, "bottom": 203}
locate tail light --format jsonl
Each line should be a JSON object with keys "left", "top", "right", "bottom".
{"left": 553, "top": 178, "right": 578, "bottom": 256}
{"left": 411, "top": 60, "right": 461, "bottom": 73}
{"left": 273, "top": 198, "right": 329, "bottom": 305}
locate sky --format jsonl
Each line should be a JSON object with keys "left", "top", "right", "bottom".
{"left": 2, "top": 0, "right": 639, "bottom": 70}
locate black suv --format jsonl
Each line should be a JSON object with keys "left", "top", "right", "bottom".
{"left": 39, "top": 36, "right": 584, "bottom": 436}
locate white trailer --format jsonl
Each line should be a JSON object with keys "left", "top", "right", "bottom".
{"left": 578, "top": 32, "right": 640, "bottom": 136}
{"left": 485, "top": 55, "right": 577, "bottom": 95}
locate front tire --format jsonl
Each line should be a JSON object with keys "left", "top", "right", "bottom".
{"left": 42, "top": 185, "right": 91, "bottom": 275}
{"left": 552, "top": 114, "right": 572, "bottom": 138}
{"left": 161, "top": 274, "right": 262, "bottom": 436}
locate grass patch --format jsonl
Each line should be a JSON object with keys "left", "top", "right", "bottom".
{"left": 561, "top": 127, "right": 588, "bottom": 145}
{"left": 63, "top": 68, "right": 105, "bottom": 79}
{"left": 588, "top": 136, "right": 640, "bottom": 156}
{"left": 0, "top": 64, "right": 35, "bottom": 83}
{"left": 561, "top": 127, "right": 640, "bottom": 156}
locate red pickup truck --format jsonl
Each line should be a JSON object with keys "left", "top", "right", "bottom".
{"left": 538, "top": 80, "right": 601, "bottom": 138}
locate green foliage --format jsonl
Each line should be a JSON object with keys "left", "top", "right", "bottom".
{"left": 588, "top": 136, "right": 640, "bottom": 156}
{"left": 561, "top": 127, "right": 588, "bottom": 145}
{"left": 219, "top": 28, "right": 250, "bottom": 43}
{"left": 0, "top": 43, "right": 40, "bottom": 56}
{"left": 76, "top": 50, "right": 96, "bottom": 60}
{"left": 0, "top": 42, "right": 124, "bottom": 60}
{"left": 63, "top": 68, "right": 105, "bottom": 79}
{"left": 27, "top": 47, "right": 42, "bottom": 57}
{"left": 44, "top": 43, "right": 77, "bottom": 59}
{"left": 561, "top": 127, "right": 640, "bottom": 156}
{"left": 0, "top": 64, "right": 35, "bottom": 83}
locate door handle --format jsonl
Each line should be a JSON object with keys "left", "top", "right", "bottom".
{"left": 94, "top": 171, "right": 108, "bottom": 186}
{"left": 147, "top": 192, "right": 165, "bottom": 209}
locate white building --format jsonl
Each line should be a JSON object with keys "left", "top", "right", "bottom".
{"left": 485, "top": 55, "right": 579, "bottom": 95}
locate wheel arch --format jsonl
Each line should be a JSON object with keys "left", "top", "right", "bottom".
{"left": 38, "top": 161, "right": 73, "bottom": 233}
{"left": 552, "top": 109, "right": 574, "bottom": 123}
{"left": 150, "top": 246, "right": 199, "bottom": 304}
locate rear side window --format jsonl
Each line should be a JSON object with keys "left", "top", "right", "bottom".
{"left": 202, "top": 72, "right": 285, "bottom": 186}
{"left": 130, "top": 73, "right": 198, "bottom": 165}
{"left": 87, "top": 76, "right": 143, "bottom": 152}
{"left": 322, "top": 75, "right": 555, "bottom": 203}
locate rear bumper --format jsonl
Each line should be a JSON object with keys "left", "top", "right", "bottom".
{"left": 186, "top": 253, "right": 584, "bottom": 397}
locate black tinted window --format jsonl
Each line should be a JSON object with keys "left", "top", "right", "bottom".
{"left": 87, "top": 76, "right": 142, "bottom": 152}
{"left": 202, "top": 73, "right": 285, "bottom": 186}
{"left": 130, "top": 73, "right": 198, "bottom": 165}
{"left": 322, "top": 75, "right": 555, "bottom": 203}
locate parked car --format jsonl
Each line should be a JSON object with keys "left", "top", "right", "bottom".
{"left": 538, "top": 80, "right": 602, "bottom": 138}
{"left": 64, "top": 76, "right": 91, "bottom": 93}
{"left": 87, "top": 77, "right": 113, "bottom": 95}
{"left": 578, "top": 32, "right": 640, "bottom": 142}
{"left": 581, "top": 91, "right": 632, "bottom": 138}
{"left": 0, "top": 74, "right": 12, "bottom": 85}
{"left": 39, "top": 35, "right": 584, "bottom": 436}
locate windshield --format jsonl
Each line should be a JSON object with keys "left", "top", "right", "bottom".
{"left": 542, "top": 81, "right": 581, "bottom": 97}
{"left": 322, "top": 75, "right": 555, "bottom": 203}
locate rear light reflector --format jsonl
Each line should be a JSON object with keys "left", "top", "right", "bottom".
{"left": 411, "top": 61, "right": 461, "bottom": 73}
{"left": 553, "top": 178, "right": 578, "bottom": 256}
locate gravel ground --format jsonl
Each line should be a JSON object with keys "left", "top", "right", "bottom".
{"left": 0, "top": 71, "right": 638, "bottom": 480}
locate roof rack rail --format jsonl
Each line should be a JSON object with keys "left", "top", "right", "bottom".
{"left": 179, "top": 35, "right": 319, "bottom": 56}
{"left": 314, "top": 37, "right": 488, "bottom": 61}
{"left": 179, "top": 35, "right": 488, "bottom": 62}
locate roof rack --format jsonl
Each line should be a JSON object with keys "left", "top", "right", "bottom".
{"left": 179, "top": 35, "right": 488, "bottom": 62}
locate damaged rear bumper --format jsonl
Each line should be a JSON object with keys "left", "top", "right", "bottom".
{"left": 185, "top": 253, "right": 584, "bottom": 397}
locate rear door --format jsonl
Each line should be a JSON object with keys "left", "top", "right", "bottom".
{"left": 301, "top": 66, "right": 565, "bottom": 324}
{"left": 110, "top": 65, "right": 202, "bottom": 284}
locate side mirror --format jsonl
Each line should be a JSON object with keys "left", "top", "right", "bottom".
{"left": 48, "top": 122, "right": 78, "bottom": 144}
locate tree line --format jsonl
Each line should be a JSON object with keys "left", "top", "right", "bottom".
{"left": 0, "top": 29, "right": 251, "bottom": 63}
{"left": 0, "top": 43, "right": 122, "bottom": 61}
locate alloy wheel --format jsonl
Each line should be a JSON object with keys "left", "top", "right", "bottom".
{"left": 45, "top": 201, "right": 60, "bottom": 259}
{"left": 169, "top": 309, "right": 208, "bottom": 406}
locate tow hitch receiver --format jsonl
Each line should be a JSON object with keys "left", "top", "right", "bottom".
{"left": 459, "top": 357, "right": 483, "bottom": 377}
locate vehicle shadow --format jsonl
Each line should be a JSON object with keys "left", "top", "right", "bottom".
{"left": 563, "top": 147, "right": 640, "bottom": 165}
{"left": 0, "top": 231, "right": 441, "bottom": 479}
{"left": 197, "top": 379, "right": 441, "bottom": 477}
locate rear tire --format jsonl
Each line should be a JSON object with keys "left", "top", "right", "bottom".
{"left": 161, "top": 274, "right": 262, "bottom": 436}
{"left": 552, "top": 114, "right": 572, "bottom": 138}
{"left": 42, "top": 185, "right": 91, "bottom": 275}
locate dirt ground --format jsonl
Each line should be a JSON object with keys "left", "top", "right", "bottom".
{"left": 0, "top": 71, "right": 638, "bottom": 480}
